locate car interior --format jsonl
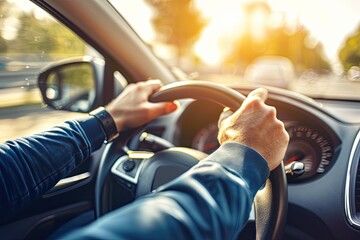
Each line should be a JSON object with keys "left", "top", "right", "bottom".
{"left": 1, "top": 0, "right": 360, "bottom": 239}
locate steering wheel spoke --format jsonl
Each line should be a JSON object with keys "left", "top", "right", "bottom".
{"left": 111, "top": 151, "right": 154, "bottom": 191}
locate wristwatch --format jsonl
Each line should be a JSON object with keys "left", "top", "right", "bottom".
{"left": 89, "top": 107, "right": 119, "bottom": 142}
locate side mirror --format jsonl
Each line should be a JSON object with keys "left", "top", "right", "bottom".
{"left": 38, "top": 56, "right": 104, "bottom": 113}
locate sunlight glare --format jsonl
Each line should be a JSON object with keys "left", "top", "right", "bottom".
{"left": 195, "top": 0, "right": 246, "bottom": 65}
{"left": 110, "top": 0, "right": 360, "bottom": 66}
{"left": 2, "top": 18, "right": 20, "bottom": 40}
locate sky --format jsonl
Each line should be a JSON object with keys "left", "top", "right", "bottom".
{"left": 115, "top": 0, "right": 360, "bottom": 67}
{"left": 267, "top": 0, "right": 360, "bottom": 65}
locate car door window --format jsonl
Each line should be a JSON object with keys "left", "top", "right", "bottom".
{"left": 0, "top": 0, "right": 102, "bottom": 142}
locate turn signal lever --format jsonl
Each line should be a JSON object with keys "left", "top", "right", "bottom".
{"left": 285, "top": 161, "right": 305, "bottom": 178}
{"left": 139, "top": 132, "right": 175, "bottom": 152}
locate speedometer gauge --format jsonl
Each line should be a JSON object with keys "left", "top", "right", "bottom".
{"left": 192, "top": 123, "right": 219, "bottom": 154}
{"left": 284, "top": 124, "right": 333, "bottom": 181}
{"left": 192, "top": 121, "right": 334, "bottom": 182}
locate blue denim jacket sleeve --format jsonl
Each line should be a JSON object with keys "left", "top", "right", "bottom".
{"left": 64, "top": 142, "right": 270, "bottom": 240}
{"left": 0, "top": 117, "right": 106, "bottom": 221}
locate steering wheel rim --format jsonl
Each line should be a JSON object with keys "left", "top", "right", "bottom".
{"left": 95, "top": 80, "right": 287, "bottom": 240}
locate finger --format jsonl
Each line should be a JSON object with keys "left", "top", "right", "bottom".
{"left": 245, "top": 88, "right": 268, "bottom": 104}
{"left": 148, "top": 101, "right": 179, "bottom": 118}
{"left": 136, "top": 80, "right": 164, "bottom": 100}
{"left": 222, "top": 107, "right": 233, "bottom": 118}
{"left": 167, "top": 101, "right": 179, "bottom": 113}
{"left": 144, "top": 79, "right": 163, "bottom": 93}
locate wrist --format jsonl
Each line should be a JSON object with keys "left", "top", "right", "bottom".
{"left": 105, "top": 107, "right": 126, "bottom": 132}
{"left": 89, "top": 107, "right": 119, "bottom": 142}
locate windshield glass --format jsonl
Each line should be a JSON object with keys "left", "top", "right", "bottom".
{"left": 111, "top": 0, "right": 360, "bottom": 100}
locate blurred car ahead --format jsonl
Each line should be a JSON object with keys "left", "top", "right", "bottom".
{"left": 244, "top": 56, "right": 295, "bottom": 89}
{"left": 347, "top": 66, "right": 360, "bottom": 82}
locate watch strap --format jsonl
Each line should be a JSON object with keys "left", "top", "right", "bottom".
{"left": 90, "top": 107, "right": 119, "bottom": 142}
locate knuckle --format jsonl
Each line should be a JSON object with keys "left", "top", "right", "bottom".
{"left": 266, "top": 106, "right": 277, "bottom": 118}
{"left": 137, "top": 82, "right": 146, "bottom": 90}
{"left": 274, "top": 119, "right": 285, "bottom": 130}
{"left": 275, "top": 118, "right": 285, "bottom": 128}
{"left": 285, "top": 132, "right": 290, "bottom": 142}
{"left": 250, "top": 98, "right": 262, "bottom": 108}
{"left": 278, "top": 125, "right": 289, "bottom": 143}
{"left": 272, "top": 120, "right": 289, "bottom": 141}
{"left": 131, "top": 83, "right": 141, "bottom": 91}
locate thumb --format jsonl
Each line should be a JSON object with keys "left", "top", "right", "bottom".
{"left": 243, "top": 88, "right": 268, "bottom": 105}
{"left": 218, "top": 107, "right": 234, "bottom": 129}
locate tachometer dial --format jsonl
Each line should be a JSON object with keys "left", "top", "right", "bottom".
{"left": 284, "top": 124, "right": 333, "bottom": 181}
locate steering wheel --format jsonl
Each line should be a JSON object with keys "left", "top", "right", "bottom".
{"left": 95, "top": 81, "right": 287, "bottom": 240}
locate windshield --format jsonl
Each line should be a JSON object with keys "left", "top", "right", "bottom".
{"left": 111, "top": 0, "right": 360, "bottom": 100}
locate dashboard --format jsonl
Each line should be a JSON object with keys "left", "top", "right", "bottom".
{"left": 132, "top": 84, "right": 360, "bottom": 239}
{"left": 181, "top": 98, "right": 341, "bottom": 183}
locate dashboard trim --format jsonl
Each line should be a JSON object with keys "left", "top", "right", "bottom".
{"left": 345, "top": 130, "right": 360, "bottom": 228}
{"left": 229, "top": 84, "right": 356, "bottom": 124}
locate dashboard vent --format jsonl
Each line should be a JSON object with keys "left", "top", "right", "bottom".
{"left": 356, "top": 154, "right": 360, "bottom": 213}
{"left": 346, "top": 130, "right": 360, "bottom": 228}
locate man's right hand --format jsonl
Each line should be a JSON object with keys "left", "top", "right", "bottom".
{"left": 217, "top": 88, "right": 289, "bottom": 171}
{"left": 105, "top": 80, "right": 178, "bottom": 132}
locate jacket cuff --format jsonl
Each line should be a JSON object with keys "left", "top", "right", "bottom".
{"left": 203, "top": 142, "right": 270, "bottom": 193}
{"left": 76, "top": 116, "right": 107, "bottom": 151}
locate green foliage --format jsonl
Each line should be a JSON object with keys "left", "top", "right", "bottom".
{"left": 0, "top": 0, "right": 85, "bottom": 58}
{"left": 7, "top": 12, "right": 85, "bottom": 56}
{"left": 223, "top": 1, "right": 331, "bottom": 74}
{"left": 339, "top": 26, "right": 360, "bottom": 72}
{"left": 60, "top": 63, "right": 94, "bottom": 90}
{"left": 146, "top": 0, "right": 206, "bottom": 60}
{"left": 226, "top": 25, "right": 331, "bottom": 74}
{"left": 0, "top": 37, "right": 7, "bottom": 52}
{"left": 0, "top": 0, "right": 11, "bottom": 52}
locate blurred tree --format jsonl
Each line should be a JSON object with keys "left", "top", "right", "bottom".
{"left": 226, "top": 24, "right": 331, "bottom": 74}
{"left": 0, "top": 37, "right": 7, "bottom": 53}
{"left": 8, "top": 11, "right": 85, "bottom": 57}
{"left": 287, "top": 26, "right": 330, "bottom": 73}
{"left": 225, "top": 2, "right": 330, "bottom": 75}
{"left": 339, "top": 26, "right": 360, "bottom": 72}
{"left": 146, "top": 0, "right": 206, "bottom": 66}
{"left": 0, "top": 0, "right": 12, "bottom": 52}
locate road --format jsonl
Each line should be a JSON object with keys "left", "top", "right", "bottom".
{"left": 0, "top": 100, "right": 84, "bottom": 143}
{"left": 0, "top": 70, "right": 39, "bottom": 89}
{"left": 0, "top": 60, "right": 50, "bottom": 89}
{"left": 0, "top": 88, "right": 41, "bottom": 108}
